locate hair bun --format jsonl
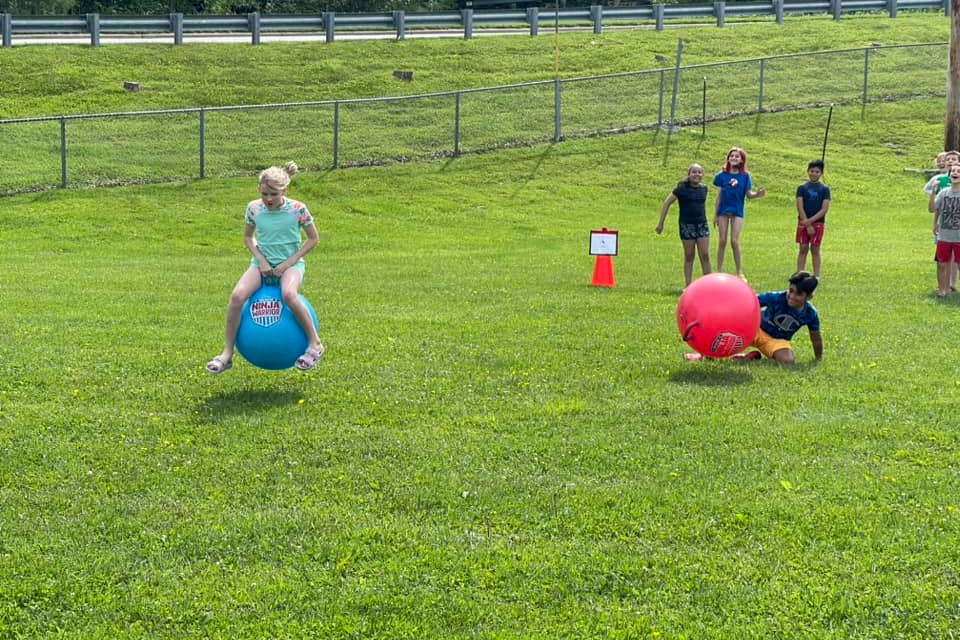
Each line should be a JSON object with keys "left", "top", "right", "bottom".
{"left": 283, "top": 161, "right": 299, "bottom": 176}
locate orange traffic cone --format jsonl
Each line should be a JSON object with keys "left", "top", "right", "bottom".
{"left": 591, "top": 255, "right": 615, "bottom": 288}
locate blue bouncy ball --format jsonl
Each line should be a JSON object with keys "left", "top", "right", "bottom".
{"left": 235, "top": 283, "right": 319, "bottom": 370}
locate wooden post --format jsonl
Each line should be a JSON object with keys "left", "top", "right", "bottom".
{"left": 947, "top": 0, "right": 960, "bottom": 150}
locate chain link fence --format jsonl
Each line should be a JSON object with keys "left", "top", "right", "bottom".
{"left": 0, "top": 42, "right": 946, "bottom": 196}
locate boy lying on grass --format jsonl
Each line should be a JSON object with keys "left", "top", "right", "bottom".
{"left": 686, "top": 270, "right": 822, "bottom": 364}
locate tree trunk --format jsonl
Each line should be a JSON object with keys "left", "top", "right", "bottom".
{"left": 947, "top": 0, "right": 960, "bottom": 150}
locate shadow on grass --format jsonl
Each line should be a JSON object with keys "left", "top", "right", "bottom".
{"left": 931, "top": 291, "right": 960, "bottom": 304}
{"left": 195, "top": 388, "right": 306, "bottom": 422}
{"left": 655, "top": 120, "right": 708, "bottom": 167}
{"left": 668, "top": 366, "right": 753, "bottom": 386}
{"left": 657, "top": 284, "right": 685, "bottom": 298}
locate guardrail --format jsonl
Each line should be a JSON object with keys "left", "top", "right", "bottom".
{"left": 0, "top": 0, "right": 950, "bottom": 47}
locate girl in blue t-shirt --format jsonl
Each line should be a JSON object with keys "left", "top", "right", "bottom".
{"left": 713, "top": 147, "right": 766, "bottom": 281}
{"left": 206, "top": 162, "right": 325, "bottom": 374}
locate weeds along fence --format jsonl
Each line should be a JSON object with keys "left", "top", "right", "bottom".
{"left": 0, "top": 41, "right": 946, "bottom": 195}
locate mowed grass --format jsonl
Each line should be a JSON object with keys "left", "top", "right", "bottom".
{"left": 3, "top": 15, "right": 960, "bottom": 639}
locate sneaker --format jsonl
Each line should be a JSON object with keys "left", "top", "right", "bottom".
{"left": 683, "top": 353, "right": 704, "bottom": 362}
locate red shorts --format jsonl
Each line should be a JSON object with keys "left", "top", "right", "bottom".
{"left": 936, "top": 241, "right": 960, "bottom": 263}
{"left": 795, "top": 223, "right": 824, "bottom": 246}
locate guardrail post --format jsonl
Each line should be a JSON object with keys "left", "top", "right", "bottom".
{"left": 945, "top": 0, "right": 950, "bottom": 17}
{"left": 393, "top": 10, "right": 405, "bottom": 40}
{"left": 462, "top": 8, "right": 473, "bottom": 39}
{"left": 171, "top": 12, "right": 183, "bottom": 45}
{"left": 87, "top": 13, "right": 100, "bottom": 47}
{"left": 249, "top": 12, "right": 260, "bottom": 45}
{"left": 714, "top": 1, "right": 725, "bottom": 27}
{"left": 590, "top": 5, "right": 602, "bottom": 34}
{"left": 654, "top": 3, "right": 664, "bottom": 30}
{"left": 774, "top": 0, "right": 784, "bottom": 23}
{"left": 324, "top": 12, "right": 335, "bottom": 43}
{"left": 831, "top": 0, "right": 841, "bottom": 19}
{"left": 887, "top": 0, "right": 897, "bottom": 17}
{"left": 199, "top": 108, "right": 206, "bottom": 179}
{"left": 1, "top": 13, "right": 11, "bottom": 48}
{"left": 527, "top": 7, "right": 539, "bottom": 36}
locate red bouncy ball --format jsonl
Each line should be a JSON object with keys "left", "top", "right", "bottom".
{"left": 677, "top": 274, "right": 760, "bottom": 358}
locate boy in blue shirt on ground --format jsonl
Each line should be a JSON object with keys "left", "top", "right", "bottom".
{"left": 685, "top": 271, "right": 822, "bottom": 364}
{"left": 736, "top": 270, "right": 822, "bottom": 364}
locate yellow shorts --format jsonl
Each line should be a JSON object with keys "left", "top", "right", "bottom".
{"left": 751, "top": 329, "right": 792, "bottom": 358}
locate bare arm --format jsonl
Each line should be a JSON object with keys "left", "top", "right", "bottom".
{"left": 243, "top": 224, "right": 273, "bottom": 275}
{"left": 796, "top": 196, "right": 808, "bottom": 225}
{"left": 656, "top": 193, "right": 677, "bottom": 234}
{"left": 274, "top": 223, "right": 319, "bottom": 276}
{"left": 809, "top": 330, "right": 823, "bottom": 360}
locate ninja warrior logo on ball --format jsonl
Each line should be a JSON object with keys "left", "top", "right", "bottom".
{"left": 710, "top": 331, "right": 745, "bottom": 357}
{"left": 249, "top": 297, "right": 283, "bottom": 328}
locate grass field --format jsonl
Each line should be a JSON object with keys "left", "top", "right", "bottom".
{"left": 3, "top": 14, "right": 960, "bottom": 640}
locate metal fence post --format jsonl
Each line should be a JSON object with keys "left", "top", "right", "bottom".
{"left": 702, "top": 77, "right": 707, "bottom": 137}
{"left": 832, "top": 0, "right": 842, "bottom": 19}
{"left": 87, "top": 13, "right": 100, "bottom": 47}
{"left": 554, "top": 77, "right": 562, "bottom": 142}
{"left": 590, "top": 5, "right": 602, "bottom": 34}
{"left": 249, "top": 12, "right": 260, "bottom": 45}
{"left": 454, "top": 91, "right": 462, "bottom": 156}
{"left": 758, "top": 58, "right": 765, "bottom": 112}
{"left": 774, "top": 0, "right": 784, "bottom": 23}
{"left": 171, "top": 12, "right": 183, "bottom": 45}
{"left": 1, "top": 13, "right": 10, "bottom": 47}
{"left": 668, "top": 39, "right": 683, "bottom": 130}
{"left": 324, "top": 12, "right": 335, "bottom": 43}
{"left": 333, "top": 101, "right": 340, "bottom": 169}
{"left": 199, "top": 108, "right": 206, "bottom": 179}
{"left": 658, "top": 69, "right": 665, "bottom": 126}
{"left": 394, "top": 11, "right": 405, "bottom": 40}
{"left": 654, "top": 3, "right": 664, "bottom": 30}
{"left": 60, "top": 117, "right": 68, "bottom": 188}
{"left": 715, "top": 1, "right": 725, "bottom": 27}
{"left": 527, "top": 7, "right": 539, "bottom": 36}
{"left": 862, "top": 47, "right": 870, "bottom": 105}
{"left": 887, "top": 0, "right": 898, "bottom": 17}
{"left": 463, "top": 8, "right": 473, "bottom": 39}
